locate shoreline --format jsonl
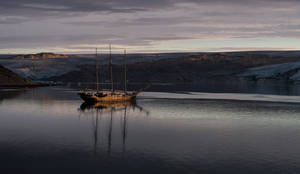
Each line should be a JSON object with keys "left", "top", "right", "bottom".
{"left": 0, "top": 83, "right": 55, "bottom": 88}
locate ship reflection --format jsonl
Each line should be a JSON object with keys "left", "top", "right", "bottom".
{"left": 78, "top": 101, "right": 149, "bottom": 156}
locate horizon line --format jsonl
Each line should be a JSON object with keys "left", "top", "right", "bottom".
{"left": 1, "top": 49, "right": 300, "bottom": 55}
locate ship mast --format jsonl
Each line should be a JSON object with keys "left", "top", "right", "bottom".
{"left": 109, "top": 44, "right": 114, "bottom": 91}
{"left": 95, "top": 48, "right": 99, "bottom": 92}
{"left": 124, "top": 49, "right": 127, "bottom": 93}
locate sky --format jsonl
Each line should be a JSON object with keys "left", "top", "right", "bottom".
{"left": 0, "top": 0, "right": 300, "bottom": 54}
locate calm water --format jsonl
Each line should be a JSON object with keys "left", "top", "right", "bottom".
{"left": 1, "top": 87, "right": 300, "bottom": 173}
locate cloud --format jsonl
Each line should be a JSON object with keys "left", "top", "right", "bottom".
{"left": 1, "top": 0, "right": 299, "bottom": 19}
{"left": 0, "top": 17, "right": 30, "bottom": 24}
{"left": 0, "top": 34, "right": 121, "bottom": 48}
{"left": 1, "top": 0, "right": 300, "bottom": 53}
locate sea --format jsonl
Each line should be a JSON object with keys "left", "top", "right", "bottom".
{"left": 1, "top": 84, "right": 300, "bottom": 174}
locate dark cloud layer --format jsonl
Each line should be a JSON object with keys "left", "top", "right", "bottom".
{"left": 1, "top": 0, "right": 300, "bottom": 53}
{"left": 1, "top": 0, "right": 299, "bottom": 19}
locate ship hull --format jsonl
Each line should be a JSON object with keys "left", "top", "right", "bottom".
{"left": 79, "top": 92, "right": 137, "bottom": 103}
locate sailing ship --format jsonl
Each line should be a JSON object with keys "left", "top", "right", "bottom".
{"left": 78, "top": 45, "right": 145, "bottom": 102}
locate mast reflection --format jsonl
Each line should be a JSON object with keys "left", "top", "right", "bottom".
{"left": 78, "top": 101, "right": 149, "bottom": 156}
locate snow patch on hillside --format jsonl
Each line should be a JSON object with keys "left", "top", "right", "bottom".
{"left": 0, "top": 58, "right": 95, "bottom": 79}
{"left": 240, "top": 61, "right": 300, "bottom": 81}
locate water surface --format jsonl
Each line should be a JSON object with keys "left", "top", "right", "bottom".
{"left": 1, "top": 87, "right": 300, "bottom": 173}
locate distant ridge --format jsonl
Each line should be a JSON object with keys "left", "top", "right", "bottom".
{"left": 44, "top": 51, "right": 300, "bottom": 84}
{"left": 12, "top": 52, "right": 69, "bottom": 59}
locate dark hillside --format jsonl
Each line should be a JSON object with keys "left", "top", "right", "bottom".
{"left": 0, "top": 65, "right": 34, "bottom": 86}
{"left": 45, "top": 52, "right": 300, "bottom": 84}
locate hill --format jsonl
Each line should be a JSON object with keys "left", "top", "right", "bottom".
{"left": 2, "top": 51, "right": 300, "bottom": 80}
{"left": 12, "top": 52, "right": 69, "bottom": 59}
{"left": 45, "top": 52, "right": 300, "bottom": 84}
{"left": 0, "top": 65, "right": 34, "bottom": 86}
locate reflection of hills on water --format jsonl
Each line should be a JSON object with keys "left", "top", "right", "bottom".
{"left": 78, "top": 101, "right": 149, "bottom": 156}
{"left": 0, "top": 88, "right": 27, "bottom": 101}
{"left": 0, "top": 87, "right": 80, "bottom": 107}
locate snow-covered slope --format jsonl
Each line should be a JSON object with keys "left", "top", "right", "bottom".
{"left": 240, "top": 61, "right": 300, "bottom": 81}
{"left": 0, "top": 57, "right": 95, "bottom": 79}
{"left": 0, "top": 53, "right": 187, "bottom": 80}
